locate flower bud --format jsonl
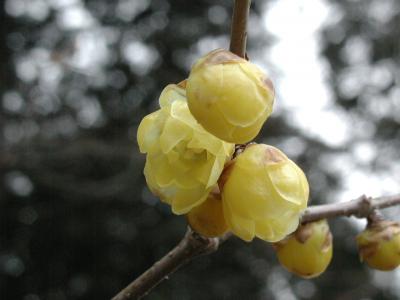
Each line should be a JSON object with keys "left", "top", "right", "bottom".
{"left": 219, "top": 144, "right": 309, "bottom": 242}
{"left": 137, "top": 84, "right": 234, "bottom": 214}
{"left": 274, "top": 219, "right": 333, "bottom": 278}
{"left": 186, "top": 49, "right": 275, "bottom": 144}
{"left": 187, "top": 187, "right": 228, "bottom": 237}
{"left": 356, "top": 220, "right": 400, "bottom": 271}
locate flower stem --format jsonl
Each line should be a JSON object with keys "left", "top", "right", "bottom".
{"left": 229, "top": 0, "right": 251, "bottom": 58}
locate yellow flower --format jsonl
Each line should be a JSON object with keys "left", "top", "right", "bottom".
{"left": 274, "top": 219, "right": 333, "bottom": 278}
{"left": 137, "top": 84, "right": 234, "bottom": 214}
{"left": 186, "top": 49, "right": 275, "bottom": 144}
{"left": 219, "top": 144, "right": 309, "bottom": 242}
{"left": 356, "top": 221, "right": 400, "bottom": 271}
{"left": 187, "top": 187, "right": 228, "bottom": 238}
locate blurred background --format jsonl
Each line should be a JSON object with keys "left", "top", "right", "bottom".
{"left": 1, "top": 0, "right": 400, "bottom": 299}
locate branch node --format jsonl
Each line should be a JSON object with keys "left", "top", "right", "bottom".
{"left": 187, "top": 230, "right": 220, "bottom": 256}
{"left": 356, "top": 195, "right": 373, "bottom": 218}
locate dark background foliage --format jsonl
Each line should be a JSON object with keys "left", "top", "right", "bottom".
{"left": 1, "top": 0, "right": 400, "bottom": 299}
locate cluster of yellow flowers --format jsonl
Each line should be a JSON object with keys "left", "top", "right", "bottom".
{"left": 138, "top": 48, "right": 333, "bottom": 278}
{"left": 137, "top": 49, "right": 400, "bottom": 278}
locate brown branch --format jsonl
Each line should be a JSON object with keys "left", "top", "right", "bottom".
{"left": 111, "top": 229, "right": 230, "bottom": 300}
{"left": 300, "top": 194, "right": 400, "bottom": 223}
{"left": 229, "top": 0, "right": 251, "bottom": 58}
{"left": 111, "top": 193, "right": 400, "bottom": 300}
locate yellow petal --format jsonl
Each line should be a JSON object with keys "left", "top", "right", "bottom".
{"left": 186, "top": 131, "right": 223, "bottom": 156}
{"left": 137, "top": 111, "right": 161, "bottom": 153}
{"left": 187, "top": 189, "right": 228, "bottom": 237}
{"left": 256, "top": 214, "right": 300, "bottom": 242}
{"left": 169, "top": 100, "right": 198, "bottom": 128}
{"left": 267, "top": 160, "right": 308, "bottom": 207}
{"left": 171, "top": 186, "right": 210, "bottom": 214}
{"left": 159, "top": 117, "right": 191, "bottom": 154}
{"left": 159, "top": 84, "right": 186, "bottom": 107}
{"left": 222, "top": 163, "right": 273, "bottom": 219}
{"left": 223, "top": 199, "right": 255, "bottom": 242}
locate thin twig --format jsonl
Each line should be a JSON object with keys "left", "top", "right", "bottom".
{"left": 111, "top": 229, "right": 228, "bottom": 300}
{"left": 229, "top": 0, "right": 251, "bottom": 58}
{"left": 301, "top": 194, "right": 400, "bottom": 223}
{"left": 112, "top": 193, "right": 400, "bottom": 300}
